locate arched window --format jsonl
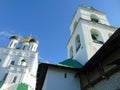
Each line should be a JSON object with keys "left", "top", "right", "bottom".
{"left": 75, "top": 35, "right": 81, "bottom": 52}
{"left": 23, "top": 45, "right": 29, "bottom": 50}
{"left": 23, "top": 46, "right": 25, "bottom": 50}
{"left": 13, "top": 76, "right": 17, "bottom": 83}
{"left": 21, "top": 59, "right": 27, "bottom": 66}
{"left": 14, "top": 43, "right": 17, "bottom": 47}
{"left": 90, "top": 14, "right": 99, "bottom": 23}
{"left": 10, "top": 41, "right": 13, "bottom": 47}
{"left": 70, "top": 47, "right": 73, "bottom": 58}
{"left": 91, "top": 29, "right": 104, "bottom": 44}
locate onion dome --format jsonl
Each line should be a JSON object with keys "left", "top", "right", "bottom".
{"left": 10, "top": 36, "right": 20, "bottom": 41}
{"left": 22, "top": 35, "right": 31, "bottom": 43}
{"left": 30, "top": 38, "right": 39, "bottom": 45}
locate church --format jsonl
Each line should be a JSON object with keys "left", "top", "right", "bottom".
{"left": 0, "top": 35, "right": 39, "bottom": 90}
{"left": 36, "top": 6, "right": 120, "bottom": 90}
{"left": 0, "top": 5, "right": 119, "bottom": 90}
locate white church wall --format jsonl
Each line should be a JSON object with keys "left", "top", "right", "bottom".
{"left": 87, "top": 72, "right": 120, "bottom": 90}
{"left": 70, "top": 8, "right": 81, "bottom": 34}
{"left": 0, "top": 46, "right": 38, "bottom": 90}
{"left": 68, "top": 17, "right": 116, "bottom": 65}
{"left": 30, "top": 54, "right": 38, "bottom": 76}
{"left": 42, "top": 67, "right": 80, "bottom": 90}
{"left": 25, "top": 74, "right": 36, "bottom": 90}
{"left": 73, "top": 22, "right": 88, "bottom": 65}
{"left": 67, "top": 21, "right": 89, "bottom": 65}
{"left": 79, "top": 7, "right": 110, "bottom": 25}
{"left": 81, "top": 21, "right": 116, "bottom": 61}
{"left": 5, "top": 72, "right": 21, "bottom": 83}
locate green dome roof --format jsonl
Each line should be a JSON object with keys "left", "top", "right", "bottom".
{"left": 58, "top": 59, "right": 83, "bottom": 68}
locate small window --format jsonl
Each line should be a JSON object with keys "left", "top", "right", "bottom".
{"left": 23, "top": 46, "right": 25, "bottom": 50}
{"left": 91, "top": 18, "right": 99, "bottom": 23}
{"left": 75, "top": 35, "right": 81, "bottom": 52}
{"left": 64, "top": 73, "right": 67, "bottom": 78}
{"left": 0, "top": 59, "right": 1, "bottom": 62}
{"left": 23, "top": 45, "right": 29, "bottom": 50}
{"left": 10, "top": 41, "right": 13, "bottom": 47}
{"left": 21, "top": 59, "right": 27, "bottom": 66}
{"left": 14, "top": 43, "right": 17, "bottom": 47}
{"left": 90, "top": 14, "right": 99, "bottom": 23}
{"left": 33, "top": 46, "right": 36, "bottom": 51}
{"left": 13, "top": 76, "right": 17, "bottom": 83}
{"left": 11, "top": 61, "right": 15, "bottom": 65}
{"left": 31, "top": 45, "right": 33, "bottom": 50}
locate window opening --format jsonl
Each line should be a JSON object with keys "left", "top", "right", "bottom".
{"left": 75, "top": 35, "right": 81, "bottom": 52}
{"left": 10, "top": 41, "right": 13, "bottom": 47}
{"left": 91, "top": 33, "right": 98, "bottom": 40}
{"left": 91, "top": 18, "right": 99, "bottom": 23}
{"left": 31, "top": 45, "right": 33, "bottom": 50}
{"left": 34, "top": 46, "right": 36, "bottom": 51}
{"left": 90, "top": 14, "right": 99, "bottom": 23}
{"left": 23, "top": 46, "right": 25, "bottom": 50}
{"left": 11, "top": 61, "right": 15, "bottom": 65}
{"left": 91, "top": 30, "right": 104, "bottom": 44}
{"left": 21, "top": 59, "right": 27, "bottom": 66}
{"left": 14, "top": 43, "right": 17, "bottom": 47}
{"left": 64, "top": 73, "right": 67, "bottom": 78}
{"left": 13, "top": 76, "right": 17, "bottom": 83}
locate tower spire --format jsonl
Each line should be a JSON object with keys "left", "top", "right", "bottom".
{"left": 80, "top": 1, "right": 83, "bottom": 7}
{"left": 29, "top": 33, "right": 32, "bottom": 38}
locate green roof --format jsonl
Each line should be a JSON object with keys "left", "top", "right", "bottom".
{"left": 0, "top": 82, "right": 3, "bottom": 88}
{"left": 58, "top": 59, "right": 83, "bottom": 68}
{"left": 17, "top": 83, "right": 28, "bottom": 90}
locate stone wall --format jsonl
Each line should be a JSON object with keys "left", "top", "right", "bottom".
{"left": 87, "top": 71, "right": 120, "bottom": 90}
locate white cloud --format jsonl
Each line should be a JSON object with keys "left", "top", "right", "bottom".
{"left": 0, "top": 31, "right": 22, "bottom": 39}
{"left": 0, "top": 31, "right": 14, "bottom": 46}
{"left": 0, "top": 31, "right": 23, "bottom": 46}
{"left": 38, "top": 56, "right": 49, "bottom": 63}
{"left": 0, "top": 31, "right": 14, "bottom": 37}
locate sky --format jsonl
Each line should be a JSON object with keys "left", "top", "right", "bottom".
{"left": 0, "top": 0, "right": 119, "bottom": 64}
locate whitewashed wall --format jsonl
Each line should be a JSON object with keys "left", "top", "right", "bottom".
{"left": 0, "top": 47, "right": 38, "bottom": 90}
{"left": 42, "top": 67, "right": 80, "bottom": 90}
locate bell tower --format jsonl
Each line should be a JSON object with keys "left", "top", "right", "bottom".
{"left": 67, "top": 6, "right": 117, "bottom": 65}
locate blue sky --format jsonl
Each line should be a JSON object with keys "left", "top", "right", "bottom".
{"left": 0, "top": 0, "right": 119, "bottom": 64}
